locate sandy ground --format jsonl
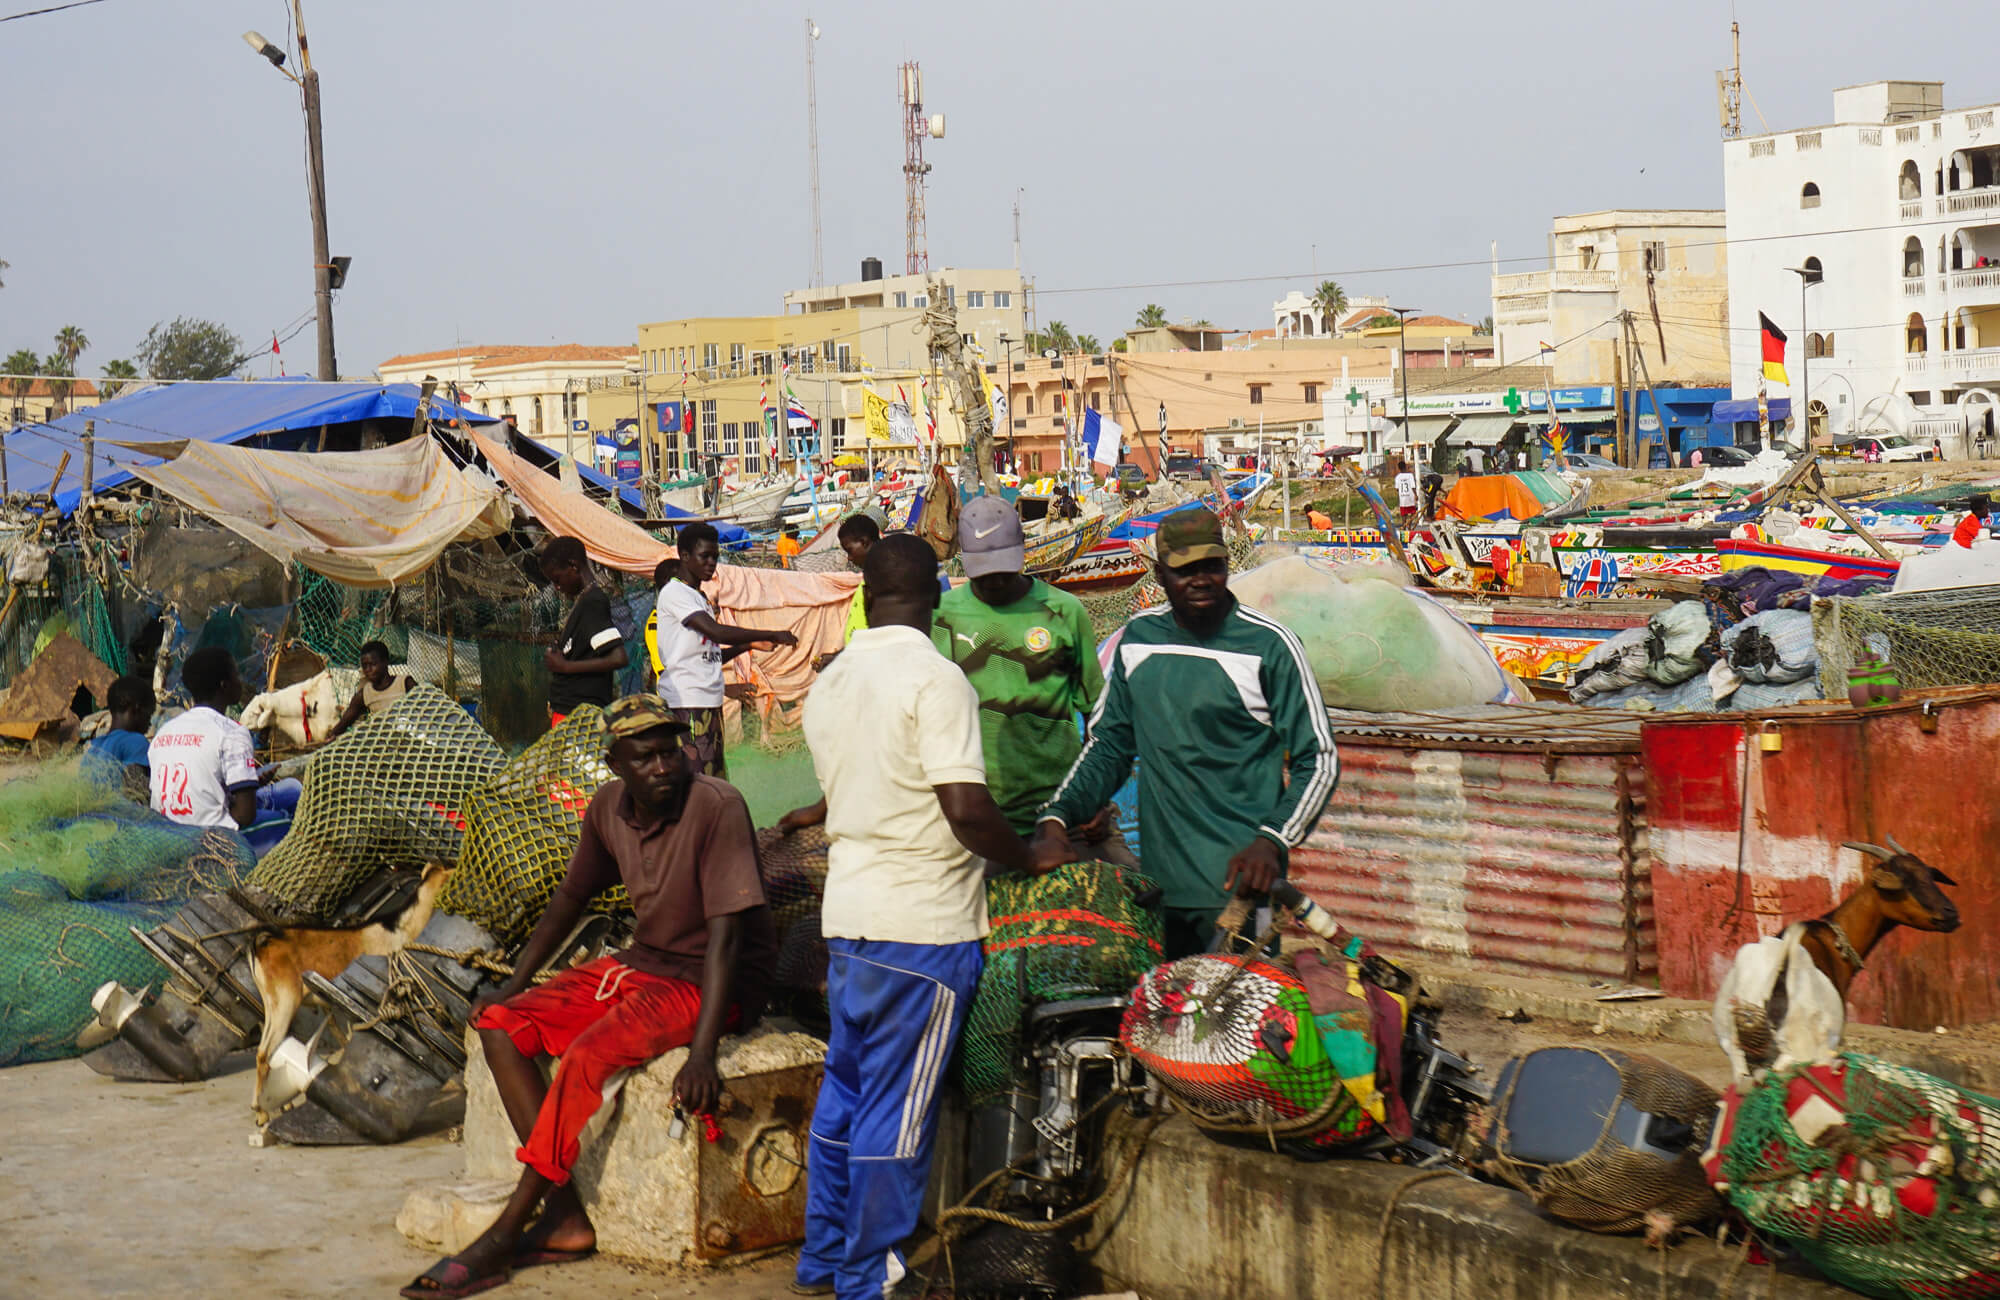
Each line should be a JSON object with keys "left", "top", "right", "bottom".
{"left": 0, "top": 1059, "right": 801, "bottom": 1299}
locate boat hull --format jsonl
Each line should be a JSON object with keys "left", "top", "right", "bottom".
{"left": 1714, "top": 538, "right": 1901, "bottom": 581}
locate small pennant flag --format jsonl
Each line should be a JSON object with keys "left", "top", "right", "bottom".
{"left": 1760, "top": 313, "right": 1789, "bottom": 385}
{"left": 786, "top": 395, "right": 816, "bottom": 431}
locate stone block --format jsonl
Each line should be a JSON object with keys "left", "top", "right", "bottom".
{"left": 395, "top": 1179, "right": 513, "bottom": 1254}
{"left": 454, "top": 1021, "right": 825, "bottom": 1268}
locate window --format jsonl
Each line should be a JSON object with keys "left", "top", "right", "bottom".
{"left": 561, "top": 390, "right": 580, "bottom": 423}
{"left": 944, "top": 286, "right": 956, "bottom": 307}
{"left": 530, "top": 395, "right": 542, "bottom": 433}
{"left": 1907, "top": 312, "right": 1929, "bottom": 354}
{"left": 797, "top": 349, "right": 814, "bottom": 375}
{"left": 723, "top": 421, "right": 740, "bottom": 457}
{"left": 1249, "top": 385, "right": 1265, "bottom": 405}
{"left": 823, "top": 339, "right": 836, "bottom": 362}
{"left": 1801, "top": 181, "right": 1822, "bottom": 209}
{"left": 1025, "top": 395, "right": 1035, "bottom": 415}
{"left": 729, "top": 343, "right": 746, "bottom": 373}
{"left": 962, "top": 333, "right": 977, "bottom": 349}
{"left": 662, "top": 423, "right": 681, "bottom": 473}
{"left": 702, "top": 343, "right": 719, "bottom": 372}
{"left": 1905, "top": 237, "right": 1925, "bottom": 277}
{"left": 894, "top": 292, "right": 908, "bottom": 308}
{"left": 994, "top": 291, "right": 1011, "bottom": 308}
{"left": 701, "top": 400, "right": 719, "bottom": 454}
{"left": 829, "top": 416, "right": 847, "bottom": 450}
{"left": 1303, "top": 384, "right": 1319, "bottom": 404}
{"left": 1643, "top": 241, "right": 1667, "bottom": 273}
{"left": 1577, "top": 244, "right": 1598, "bottom": 270}
{"left": 1803, "top": 255, "right": 1823, "bottom": 284}
{"left": 753, "top": 352, "right": 773, "bottom": 376}
{"left": 1089, "top": 392, "right": 1101, "bottom": 411}
{"left": 967, "top": 290, "right": 985, "bottom": 308}
{"left": 742, "top": 429, "right": 761, "bottom": 474}
{"left": 837, "top": 344, "right": 852, "bottom": 372}
{"left": 914, "top": 296, "right": 928, "bottom": 308}
{"left": 1823, "top": 332, "right": 1835, "bottom": 355}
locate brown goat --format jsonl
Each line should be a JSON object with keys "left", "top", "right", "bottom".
{"left": 1796, "top": 835, "right": 1961, "bottom": 999}
{"left": 247, "top": 863, "right": 452, "bottom": 1123}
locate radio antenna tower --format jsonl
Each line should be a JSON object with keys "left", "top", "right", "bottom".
{"left": 806, "top": 18, "right": 824, "bottom": 287}
{"left": 899, "top": 61, "right": 944, "bottom": 275}
{"left": 1716, "top": 20, "right": 1743, "bottom": 139}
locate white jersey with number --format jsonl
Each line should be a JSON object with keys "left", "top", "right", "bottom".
{"left": 149, "top": 706, "right": 259, "bottom": 828}
{"left": 1393, "top": 472, "right": 1418, "bottom": 507}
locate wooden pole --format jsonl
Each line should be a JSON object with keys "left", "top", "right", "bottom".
{"left": 1612, "top": 349, "right": 1626, "bottom": 467}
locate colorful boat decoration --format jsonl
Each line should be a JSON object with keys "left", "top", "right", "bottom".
{"left": 1024, "top": 512, "right": 1109, "bottom": 576}
{"left": 1549, "top": 543, "right": 1722, "bottom": 595}
{"left": 1713, "top": 537, "right": 1902, "bottom": 582}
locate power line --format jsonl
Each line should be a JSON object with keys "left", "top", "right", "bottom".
{"left": 0, "top": 0, "right": 109, "bottom": 21}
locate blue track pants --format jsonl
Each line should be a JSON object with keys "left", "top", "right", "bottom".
{"left": 798, "top": 937, "right": 983, "bottom": 1300}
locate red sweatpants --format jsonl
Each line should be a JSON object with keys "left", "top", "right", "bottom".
{"left": 472, "top": 956, "right": 723, "bottom": 1184}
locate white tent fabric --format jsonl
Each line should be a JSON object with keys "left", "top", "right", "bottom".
{"left": 122, "top": 437, "right": 510, "bottom": 588}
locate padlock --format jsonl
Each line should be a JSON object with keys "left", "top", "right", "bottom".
{"left": 1918, "top": 701, "right": 1940, "bottom": 734}
{"left": 1758, "top": 721, "right": 1783, "bottom": 753}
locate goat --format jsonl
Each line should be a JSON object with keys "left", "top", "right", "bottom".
{"left": 1712, "top": 835, "right": 1961, "bottom": 1083}
{"left": 240, "top": 669, "right": 344, "bottom": 750}
{"left": 1796, "top": 835, "right": 1961, "bottom": 998}
{"left": 247, "top": 862, "right": 453, "bottom": 1123}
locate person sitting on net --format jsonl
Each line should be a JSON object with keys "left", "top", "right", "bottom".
{"left": 149, "top": 648, "right": 301, "bottom": 855}
{"left": 401, "top": 696, "right": 777, "bottom": 1300}
{"left": 84, "top": 675, "right": 155, "bottom": 788}
{"left": 324, "top": 640, "right": 418, "bottom": 742}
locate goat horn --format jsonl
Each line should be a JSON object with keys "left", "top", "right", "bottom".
{"left": 1885, "top": 833, "right": 1910, "bottom": 857}
{"left": 1841, "top": 841, "right": 1895, "bottom": 860}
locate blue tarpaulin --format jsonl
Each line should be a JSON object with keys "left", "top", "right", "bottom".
{"left": 502, "top": 429, "right": 746, "bottom": 545}
{"left": 1711, "top": 397, "right": 1793, "bottom": 424}
{"left": 11, "top": 380, "right": 496, "bottom": 514}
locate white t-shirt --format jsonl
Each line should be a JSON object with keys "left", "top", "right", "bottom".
{"left": 1393, "top": 471, "right": 1419, "bottom": 508}
{"left": 654, "top": 579, "right": 725, "bottom": 708}
{"left": 149, "top": 706, "right": 259, "bottom": 828}
{"left": 805, "top": 624, "right": 990, "bottom": 945}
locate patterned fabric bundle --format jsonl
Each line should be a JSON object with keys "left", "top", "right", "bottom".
{"left": 1708, "top": 1052, "right": 2000, "bottom": 1299}
{"left": 1122, "top": 951, "right": 1387, "bottom": 1149}
{"left": 956, "top": 862, "right": 1162, "bottom": 1109}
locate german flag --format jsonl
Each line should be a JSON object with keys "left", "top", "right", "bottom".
{"left": 1760, "top": 313, "right": 1789, "bottom": 385}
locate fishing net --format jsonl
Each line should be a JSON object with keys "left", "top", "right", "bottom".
{"left": 248, "top": 684, "right": 504, "bottom": 919}
{"left": 1815, "top": 587, "right": 2000, "bottom": 700}
{"left": 757, "top": 825, "right": 830, "bottom": 1009}
{"left": 1074, "top": 531, "right": 1262, "bottom": 642}
{"left": 1711, "top": 1052, "right": 2000, "bottom": 1299}
{"left": 1482, "top": 1046, "right": 1722, "bottom": 1235}
{"left": 956, "top": 862, "right": 1162, "bottom": 1109}
{"left": 0, "top": 765, "right": 255, "bottom": 1064}
{"left": 436, "top": 707, "right": 616, "bottom": 943}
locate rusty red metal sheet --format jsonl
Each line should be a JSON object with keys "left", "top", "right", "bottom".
{"left": 1291, "top": 740, "right": 1651, "bottom": 984}
{"left": 1643, "top": 687, "right": 2000, "bottom": 1030}
{"left": 695, "top": 1062, "right": 821, "bottom": 1259}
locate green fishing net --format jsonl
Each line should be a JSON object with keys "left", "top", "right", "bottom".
{"left": 1718, "top": 1052, "right": 2000, "bottom": 1299}
{"left": 437, "top": 707, "right": 616, "bottom": 942}
{"left": 0, "top": 765, "right": 254, "bottom": 1065}
{"left": 956, "top": 861, "right": 1162, "bottom": 1109}
{"left": 248, "top": 684, "right": 504, "bottom": 918}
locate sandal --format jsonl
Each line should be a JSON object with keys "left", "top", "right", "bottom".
{"left": 398, "top": 1256, "right": 510, "bottom": 1299}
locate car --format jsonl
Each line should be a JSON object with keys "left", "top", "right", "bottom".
{"left": 1696, "top": 445, "right": 1755, "bottom": 467}
{"left": 1555, "top": 452, "right": 1623, "bottom": 471}
{"left": 1163, "top": 454, "right": 1209, "bottom": 480}
{"left": 1848, "top": 434, "right": 1934, "bottom": 463}
{"left": 1110, "top": 462, "right": 1148, "bottom": 496}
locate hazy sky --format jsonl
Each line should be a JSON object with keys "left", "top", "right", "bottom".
{"left": 5, "top": 0, "right": 1999, "bottom": 379}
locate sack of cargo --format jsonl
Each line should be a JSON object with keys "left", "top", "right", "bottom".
{"left": 1645, "top": 600, "right": 1719, "bottom": 687}
{"left": 1723, "top": 608, "right": 1818, "bottom": 685}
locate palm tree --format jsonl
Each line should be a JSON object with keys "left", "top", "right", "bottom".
{"left": 54, "top": 324, "right": 89, "bottom": 372}
{"left": 100, "top": 358, "right": 138, "bottom": 401}
{"left": 1478, "top": 315, "right": 1495, "bottom": 335}
{"left": 4, "top": 348, "right": 40, "bottom": 425}
{"left": 1135, "top": 303, "right": 1168, "bottom": 329}
{"left": 1311, "top": 280, "right": 1348, "bottom": 335}
{"left": 0, "top": 258, "right": 9, "bottom": 290}
{"left": 43, "top": 351, "right": 72, "bottom": 417}
{"left": 1044, "top": 321, "right": 1077, "bottom": 353}
{"left": 1076, "top": 333, "right": 1101, "bottom": 355}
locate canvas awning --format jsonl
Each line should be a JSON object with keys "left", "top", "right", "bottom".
{"left": 1397, "top": 413, "right": 1457, "bottom": 443}
{"left": 123, "top": 437, "right": 510, "bottom": 588}
{"left": 1442, "top": 413, "right": 1521, "bottom": 446}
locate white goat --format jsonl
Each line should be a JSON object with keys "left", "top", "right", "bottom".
{"left": 1712, "top": 924, "right": 1847, "bottom": 1085}
{"left": 240, "top": 669, "right": 346, "bottom": 749}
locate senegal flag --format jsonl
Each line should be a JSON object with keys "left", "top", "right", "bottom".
{"left": 1760, "top": 313, "right": 1789, "bottom": 385}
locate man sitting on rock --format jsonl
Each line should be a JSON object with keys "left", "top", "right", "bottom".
{"left": 402, "top": 696, "right": 777, "bottom": 1299}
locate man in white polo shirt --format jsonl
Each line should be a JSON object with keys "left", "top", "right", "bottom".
{"left": 150, "top": 646, "right": 299, "bottom": 854}
{"left": 791, "top": 532, "right": 1040, "bottom": 1300}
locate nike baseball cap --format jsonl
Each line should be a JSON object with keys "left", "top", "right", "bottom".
{"left": 958, "top": 494, "right": 1027, "bottom": 579}
{"left": 1155, "top": 507, "right": 1229, "bottom": 568}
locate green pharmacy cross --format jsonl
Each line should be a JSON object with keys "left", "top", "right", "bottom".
{"left": 1346, "top": 387, "right": 1365, "bottom": 407}
{"left": 1504, "top": 387, "right": 1524, "bottom": 415}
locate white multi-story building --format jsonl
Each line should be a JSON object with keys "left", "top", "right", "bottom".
{"left": 1723, "top": 79, "right": 1999, "bottom": 447}
{"left": 375, "top": 344, "right": 637, "bottom": 442}
{"left": 1271, "top": 290, "right": 1389, "bottom": 339}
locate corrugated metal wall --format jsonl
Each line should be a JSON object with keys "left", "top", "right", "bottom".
{"left": 1291, "top": 742, "right": 1651, "bottom": 984}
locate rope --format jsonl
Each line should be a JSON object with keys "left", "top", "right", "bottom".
{"left": 351, "top": 950, "right": 446, "bottom": 1036}
{"left": 405, "top": 941, "right": 517, "bottom": 980}
{"left": 1371, "top": 1168, "right": 1463, "bottom": 1299}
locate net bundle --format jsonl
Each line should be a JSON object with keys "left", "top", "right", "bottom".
{"left": 248, "top": 684, "right": 504, "bottom": 918}
{"left": 1714, "top": 1052, "right": 2000, "bottom": 1299}
{"left": 436, "top": 707, "right": 616, "bottom": 942}
{"left": 0, "top": 766, "right": 254, "bottom": 1064}
{"left": 1120, "top": 950, "right": 1379, "bottom": 1149}
{"left": 1484, "top": 1046, "right": 1722, "bottom": 1235}
{"left": 757, "top": 825, "right": 830, "bottom": 1003}
{"left": 1814, "top": 586, "right": 2000, "bottom": 699}
{"left": 957, "top": 862, "right": 1162, "bottom": 1109}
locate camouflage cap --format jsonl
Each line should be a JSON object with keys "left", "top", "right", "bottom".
{"left": 1155, "top": 507, "right": 1228, "bottom": 568}
{"left": 604, "top": 695, "right": 691, "bottom": 741}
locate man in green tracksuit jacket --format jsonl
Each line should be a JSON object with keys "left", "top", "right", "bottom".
{"left": 1031, "top": 507, "right": 1337, "bottom": 958}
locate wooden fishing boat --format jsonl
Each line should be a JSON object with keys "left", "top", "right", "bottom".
{"left": 1023, "top": 512, "right": 1109, "bottom": 576}
{"left": 1714, "top": 537, "right": 1902, "bottom": 581}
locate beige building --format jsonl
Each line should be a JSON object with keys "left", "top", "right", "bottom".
{"left": 5, "top": 377, "right": 101, "bottom": 426}
{"left": 1491, "top": 210, "right": 1730, "bottom": 387}
{"left": 781, "top": 265, "right": 1029, "bottom": 368}
{"left": 375, "top": 344, "right": 637, "bottom": 444}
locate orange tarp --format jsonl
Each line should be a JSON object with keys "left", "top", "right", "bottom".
{"left": 1438, "top": 474, "right": 1549, "bottom": 523}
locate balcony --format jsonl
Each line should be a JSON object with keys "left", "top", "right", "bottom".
{"left": 1491, "top": 269, "right": 1618, "bottom": 296}
{"left": 1942, "top": 186, "right": 2000, "bottom": 217}
{"left": 1947, "top": 267, "right": 2000, "bottom": 295}
{"left": 1901, "top": 198, "right": 1927, "bottom": 221}
{"left": 1904, "top": 275, "right": 1928, "bottom": 298}
{"left": 1906, "top": 346, "right": 2000, "bottom": 379}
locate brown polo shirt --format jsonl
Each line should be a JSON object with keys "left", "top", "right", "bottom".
{"left": 556, "top": 774, "right": 777, "bottom": 1021}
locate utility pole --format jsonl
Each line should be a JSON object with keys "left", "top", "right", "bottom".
{"left": 1612, "top": 348, "right": 1626, "bottom": 467}
{"left": 292, "top": 0, "right": 338, "bottom": 381}
{"left": 1623, "top": 311, "right": 1670, "bottom": 467}
{"left": 805, "top": 18, "right": 823, "bottom": 288}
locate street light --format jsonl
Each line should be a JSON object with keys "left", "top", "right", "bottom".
{"left": 1786, "top": 264, "right": 1821, "bottom": 447}
{"left": 997, "top": 332, "right": 1015, "bottom": 472}
{"left": 1391, "top": 306, "right": 1418, "bottom": 465}
{"left": 244, "top": 6, "right": 339, "bottom": 382}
